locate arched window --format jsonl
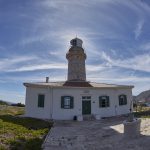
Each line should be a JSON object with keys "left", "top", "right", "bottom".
{"left": 119, "top": 95, "right": 127, "bottom": 105}
{"left": 99, "top": 96, "right": 109, "bottom": 108}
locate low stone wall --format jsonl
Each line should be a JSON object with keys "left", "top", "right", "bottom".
{"left": 123, "top": 118, "right": 141, "bottom": 138}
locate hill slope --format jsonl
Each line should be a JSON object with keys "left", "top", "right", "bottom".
{"left": 135, "top": 90, "right": 150, "bottom": 102}
{"left": 0, "top": 100, "right": 8, "bottom": 105}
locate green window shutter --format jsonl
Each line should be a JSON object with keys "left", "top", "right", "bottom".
{"left": 119, "top": 95, "right": 121, "bottom": 105}
{"left": 41, "top": 96, "right": 44, "bottom": 107}
{"left": 70, "top": 96, "right": 74, "bottom": 109}
{"left": 119, "top": 95, "right": 123, "bottom": 105}
{"left": 61, "top": 96, "right": 64, "bottom": 108}
{"left": 107, "top": 96, "right": 109, "bottom": 107}
{"left": 125, "top": 95, "right": 127, "bottom": 105}
{"left": 99, "top": 97, "right": 102, "bottom": 107}
{"left": 38, "top": 94, "right": 45, "bottom": 107}
{"left": 38, "top": 96, "right": 40, "bottom": 107}
{"left": 38, "top": 98, "right": 40, "bottom": 107}
{"left": 124, "top": 95, "right": 127, "bottom": 105}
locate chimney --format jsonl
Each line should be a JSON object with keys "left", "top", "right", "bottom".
{"left": 46, "top": 77, "right": 49, "bottom": 83}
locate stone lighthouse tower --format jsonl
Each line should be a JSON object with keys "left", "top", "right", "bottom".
{"left": 66, "top": 38, "right": 86, "bottom": 81}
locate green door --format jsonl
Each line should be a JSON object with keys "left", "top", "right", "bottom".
{"left": 82, "top": 100, "right": 91, "bottom": 115}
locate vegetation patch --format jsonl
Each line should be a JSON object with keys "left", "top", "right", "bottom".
{"left": 0, "top": 105, "right": 24, "bottom": 116}
{"left": 134, "top": 106, "right": 150, "bottom": 118}
{"left": 0, "top": 105, "right": 53, "bottom": 150}
{"left": 0, "top": 100, "right": 8, "bottom": 106}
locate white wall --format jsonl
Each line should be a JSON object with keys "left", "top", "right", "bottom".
{"left": 25, "top": 87, "right": 52, "bottom": 119}
{"left": 25, "top": 86, "right": 132, "bottom": 120}
{"left": 52, "top": 88, "right": 83, "bottom": 120}
{"left": 52, "top": 88, "right": 132, "bottom": 119}
{"left": 91, "top": 88, "right": 132, "bottom": 117}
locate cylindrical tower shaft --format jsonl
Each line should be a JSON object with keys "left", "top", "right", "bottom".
{"left": 66, "top": 38, "right": 86, "bottom": 81}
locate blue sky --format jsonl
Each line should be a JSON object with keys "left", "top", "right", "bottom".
{"left": 0, "top": 0, "right": 150, "bottom": 103}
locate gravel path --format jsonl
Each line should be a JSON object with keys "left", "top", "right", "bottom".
{"left": 42, "top": 117, "right": 150, "bottom": 150}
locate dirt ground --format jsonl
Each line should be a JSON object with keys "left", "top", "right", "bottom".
{"left": 42, "top": 117, "right": 150, "bottom": 150}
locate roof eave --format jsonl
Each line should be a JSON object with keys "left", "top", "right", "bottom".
{"left": 23, "top": 83, "right": 134, "bottom": 89}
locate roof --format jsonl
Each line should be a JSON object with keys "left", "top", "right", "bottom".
{"left": 23, "top": 81, "right": 134, "bottom": 89}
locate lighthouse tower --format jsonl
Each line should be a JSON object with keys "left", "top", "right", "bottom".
{"left": 66, "top": 38, "right": 86, "bottom": 81}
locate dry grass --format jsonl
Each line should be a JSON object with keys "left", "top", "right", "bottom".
{"left": 0, "top": 105, "right": 24, "bottom": 116}
{"left": 0, "top": 105, "right": 53, "bottom": 150}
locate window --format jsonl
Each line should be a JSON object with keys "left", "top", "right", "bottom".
{"left": 61, "top": 96, "right": 74, "bottom": 109}
{"left": 64, "top": 97, "right": 71, "bottom": 109}
{"left": 38, "top": 94, "right": 45, "bottom": 107}
{"left": 99, "top": 96, "right": 109, "bottom": 107}
{"left": 82, "top": 96, "right": 91, "bottom": 100}
{"left": 72, "top": 39, "right": 77, "bottom": 46}
{"left": 119, "top": 95, "right": 127, "bottom": 105}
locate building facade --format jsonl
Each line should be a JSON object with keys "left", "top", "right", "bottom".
{"left": 24, "top": 38, "right": 134, "bottom": 120}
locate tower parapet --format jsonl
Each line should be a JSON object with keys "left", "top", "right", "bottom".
{"left": 66, "top": 38, "right": 86, "bottom": 81}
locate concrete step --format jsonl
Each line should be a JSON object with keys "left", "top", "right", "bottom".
{"left": 83, "top": 115, "right": 95, "bottom": 121}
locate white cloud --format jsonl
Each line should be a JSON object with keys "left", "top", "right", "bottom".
{"left": 134, "top": 19, "right": 144, "bottom": 39}
{"left": 19, "top": 0, "right": 129, "bottom": 47}
{"left": 89, "top": 76, "right": 150, "bottom": 83}
{"left": 41, "top": 0, "right": 114, "bottom": 9}
{"left": 0, "top": 54, "right": 67, "bottom": 73}
{"left": 86, "top": 65, "right": 106, "bottom": 72}
{"left": 119, "top": 0, "right": 150, "bottom": 17}
{"left": 8, "top": 63, "right": 67, "bottom": 72}
{"left": 97, "top": 51, "right": 150, "bottom": 73}
{"left": 0, "top": 74, "right": 66, "bottom": 83}
{"left": 101, "top": 51, "right": 112, "bottom": 63}
{"left": 140, "top": 42, "right": 150, "bottom": 51}
{"left": 115, "top": 53, "right": 150, "bottom": 72}
{"left": 20, "top": 36, "right": 45, "bottom": 45}
{"left": 0, "top": 55, "right": 38, "bottom": 71}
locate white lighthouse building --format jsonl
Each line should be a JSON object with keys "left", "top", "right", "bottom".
{"left": 24, "top": 38, "right": 134, "bottom": 120}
